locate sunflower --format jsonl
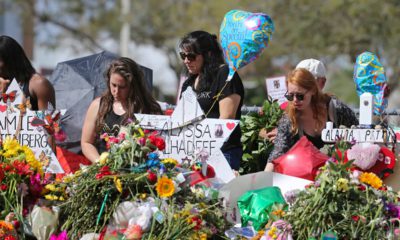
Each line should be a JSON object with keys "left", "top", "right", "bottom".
{"left": 155, "top": 176, "right": 175, "bottom": 198}
{"left": 162, "top": 158, "right": 178, "bottom": 166}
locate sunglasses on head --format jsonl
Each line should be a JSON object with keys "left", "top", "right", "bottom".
{"left": 284, "top": 92, "right": 306, "bottom": 101}
{"left": 179, "top": 52, "right": 197, "bottom": 61}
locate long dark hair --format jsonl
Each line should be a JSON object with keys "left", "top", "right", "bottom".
{"left": 179, "top": 30, "right": 225, "bottom": 91}
{"left": 95, "top": 57, "right": 161, "bottom": 132}
{"left": 0, "top": 35, "right": 36, "bottom": 84}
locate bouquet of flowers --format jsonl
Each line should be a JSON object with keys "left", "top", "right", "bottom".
{"left": 282, "top": 141, "right": 400, "bottom": 239}
{"left": 0, "top": 137, "right": 44, "bottom": 232}
{"left": 59, "top": 122, "right": 230, "bottom": 239}
{"left": 240, "top": 97, "right": 283, "bottom": 173}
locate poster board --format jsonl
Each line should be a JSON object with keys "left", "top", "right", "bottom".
{"left": 136, "top": 87, "right": 238, "bottom": 183}
{"left": 0, "top": 80, "right": 63, "bottom": 173}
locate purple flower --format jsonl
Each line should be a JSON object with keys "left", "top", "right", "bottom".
{"left": 284, "top": 190, "right": 300, "bottom": 205}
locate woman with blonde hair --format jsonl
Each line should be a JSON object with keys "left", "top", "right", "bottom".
{"left": 265, "top": 68, "right": 357, "bottom": 171}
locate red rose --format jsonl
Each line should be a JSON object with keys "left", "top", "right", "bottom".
{"left": 155, "top": 138, "right": 165, "bottom": 151}
{"left": 352, "top": 215, "right": 360, "bottom": 222}
{"left": 147, "top": 170, "right": 157, "bottom": 183}
{"left": 1, "top": 184, "right": 7, "bottom": 191}
{"left": 164, "top": 109, "right": 174, "bottom": 116}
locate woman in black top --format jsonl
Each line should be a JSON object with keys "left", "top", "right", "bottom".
{"left": 0, "top": 35, "right": 55, "bottom": 110}
{"left": 81, "top": 57, "right": 161, "bottom": 162}
{"left": 179, "top": 31, "right": 244, "bottom": 170}
{"left": 264, "top": 68, "right": 358, "bottom": 171}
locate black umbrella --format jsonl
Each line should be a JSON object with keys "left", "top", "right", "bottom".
{"left": 49, "top": 51, "right": 153, "bottom": 152}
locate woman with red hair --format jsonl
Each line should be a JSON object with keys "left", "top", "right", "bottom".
{"left": 264, "top": 68, "right": 357, "bottom": 172}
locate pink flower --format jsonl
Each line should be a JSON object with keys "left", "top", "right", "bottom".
{"left": 30, "top": 173, "right": 43, "bottom": 196}
{"left": 138, "top": 137, "right": 146, "bottom": 146}
{"left": 49, "top": 230, "right": 68, "bottom": 240}
{"left": 54, "top": 130, "right": 67, "bottom": 142}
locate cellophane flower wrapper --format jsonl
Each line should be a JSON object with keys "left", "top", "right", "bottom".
{"left": 28, "top": 205, "right": 59, "bottom": 240}
{"left": 238, "top": 186, "right": 286, "bottom": 231}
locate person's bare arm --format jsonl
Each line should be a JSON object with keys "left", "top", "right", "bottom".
{"left": 219, "top": 94, "right": 241, "bottom": 119}
{"left": 0, "top": 77, "right": 10, "bottom": 93}
{"left": 29, "top": 74, "right": 56, "bottom": 110}
{"left": 81, "top": 98, "right": 101, "bottom": 163}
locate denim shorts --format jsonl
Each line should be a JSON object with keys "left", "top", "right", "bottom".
{"left": 223, "top": 147, "right": 242, "bottom": 171}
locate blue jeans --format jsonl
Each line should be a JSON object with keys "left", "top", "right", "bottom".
{"left": 223, "top": 147, "right": 242, "bottom": 170}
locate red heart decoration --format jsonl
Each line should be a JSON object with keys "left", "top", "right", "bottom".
{"left": 226, "top": 122, "right": 236, "bottom": 130}
{"left": 273, "top": 136, "right": 329, "bottom": 181}
{"left": 368, "top": 147, "right": 396, "bottom": 179}
{"left": 0, "top": 104, "right": 7, "bottom": 112}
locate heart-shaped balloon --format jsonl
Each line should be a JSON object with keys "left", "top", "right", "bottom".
{"left": 220, "top": 10, "right": 274, "bottom": 80}
{"left": 353, "top": 52, "right": 388, "bottom": 115}
{"left": 272, "top": 136, "right": 329, "bottom": 181}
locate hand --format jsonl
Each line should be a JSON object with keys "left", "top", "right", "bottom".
{"left": 0, "top": 77, "right": 10, "bottom": 93}
{"left": 259, "top": 128, "right": 277, "bottom": 143}
{"left": 264, "top": 162, "right": 274, "bottom": 172}
{"left": 266, "top": 128, "right": 278, "bottom": 143}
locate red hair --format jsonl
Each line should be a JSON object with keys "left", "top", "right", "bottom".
{"left": 286, "top": 68, "right": 329, "bottom": 134}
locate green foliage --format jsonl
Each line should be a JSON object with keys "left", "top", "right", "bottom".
{"left": 240, "top": 97, "right": 283, "bottom": 173}
{"left": 285, "top": 143, "right": 399, "bottom": 239}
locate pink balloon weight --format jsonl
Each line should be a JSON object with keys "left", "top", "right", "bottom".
{"left": 272, "top": 136, "right": 329, "bottom": 181}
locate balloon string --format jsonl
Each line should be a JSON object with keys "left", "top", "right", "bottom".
{"left": 205, "top": 81, "right": 229, "bottom": 118}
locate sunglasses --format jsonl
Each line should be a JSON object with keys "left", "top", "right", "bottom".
{"left": 179, "top": 52, "right": 197, "bottom": 61}
{"left": 284, "top": 92, "right": 307, "bottom": 101}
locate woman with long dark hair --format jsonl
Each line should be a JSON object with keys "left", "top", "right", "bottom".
{"left": 0, "top": 35, "right": 55, "bottom": 110}
{"left": 81, "top": 57, "right": 161, "bottom": 162}
{"left": 179, "top": 30, "right": 244, "bottom": 170}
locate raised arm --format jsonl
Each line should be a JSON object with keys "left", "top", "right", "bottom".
{"left": 81, "top": 98, "right": 101, "bottom": 163}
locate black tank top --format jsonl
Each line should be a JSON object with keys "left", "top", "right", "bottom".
{"left": 21, "top": 81, "right": 39, "bottom": 110}
{"left": 96, "top": 99, "right": 126, "bottom": 153}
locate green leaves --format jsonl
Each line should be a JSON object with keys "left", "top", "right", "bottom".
{"left": 240, "top": 97, "right": 283, "bottom": 173}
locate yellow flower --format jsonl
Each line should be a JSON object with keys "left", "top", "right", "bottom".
{"left": 200, "top": 233, "right": 207, "bottom": 240}
{"left": 268, "top": 226, "right": 277, "bottom": 238}
{"left": 2, "top": 136, "right": 20, "bottom": 156}
{"left": 155, "top": 176, "right": 175, "bottom": 198}
{"left": 45, "top": 184, "right": 56, "bottom": 191}
{"left": 45, "top": 194, "right": 55, "bottom": 201}
{"left": 98, "top": 152, "right": 109, "bottom": 165}
{"left": 114, "top": 176, "right": 123, "bottom": 193}
{"left": 59, "top": 196, "right": 65, "bottom": 201}
{"left": 359, "top": 172, "right": 383, "bottom": 189}
{"left": 138, "top": 128, "right": 145, "bottom": 137}
{"left": 336, "top": 178, "right": 349, "bottom": 192}
{"left": 22, "top": 145, "right": 43, "bottom": 174}
{"left": 162, "top": 158, "right": 178, "bottom": 166}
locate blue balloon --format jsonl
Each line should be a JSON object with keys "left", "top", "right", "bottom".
{"left": 220, "top": 10, "right": 274, "bottom": 80}
{"left": 353, "top": 52, "right": 388, "bottom": 115}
